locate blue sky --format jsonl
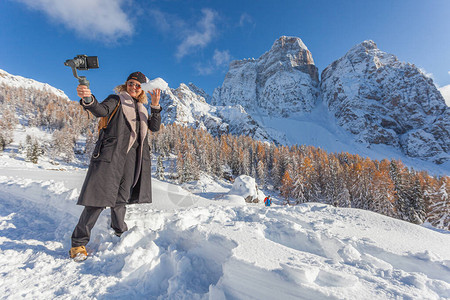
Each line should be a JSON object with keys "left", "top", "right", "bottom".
{"left": 1, "top": 0, "right": 449, "bottom": 102}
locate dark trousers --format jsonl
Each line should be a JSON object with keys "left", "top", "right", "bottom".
{"left": 71, "top": 141, "right": 139, "bottom": 248}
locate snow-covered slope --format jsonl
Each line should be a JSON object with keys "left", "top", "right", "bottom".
{"left": 0, "top": 157, "right": 449, "bottom": 299}
{"left": 439, "top": 84, "right": 450, "bottom": 107}
{"left": 0, "top": 69, "right": 70, "bottom": 101}
{"left": 321, "top": 40, "right": 449, "bottom": 164}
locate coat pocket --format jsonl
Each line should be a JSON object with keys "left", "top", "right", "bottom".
{"left": 92, "top": 136, "right": 117, "bottom": 162}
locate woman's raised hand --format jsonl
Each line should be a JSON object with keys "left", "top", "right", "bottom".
{"left": 148, "top": 89, "right": 161, "bottom": 107}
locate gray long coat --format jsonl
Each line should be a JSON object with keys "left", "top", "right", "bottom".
{"left": 77, "top": 93, "right": 161, "bottom": 207}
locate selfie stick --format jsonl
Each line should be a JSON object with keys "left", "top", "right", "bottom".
{"left": 64, "top": 58, "right": 93, "bottom": 104}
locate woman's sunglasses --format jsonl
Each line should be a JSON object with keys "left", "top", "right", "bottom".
{"left": 127, "top": 82, "right": 141, "bottom": 89}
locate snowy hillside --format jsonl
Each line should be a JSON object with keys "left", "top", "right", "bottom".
{"left": 0, "top": 69, "right": 70, "bottom": 101}
{"left": 0, "top": 155, "right": 449, "bottom": 299}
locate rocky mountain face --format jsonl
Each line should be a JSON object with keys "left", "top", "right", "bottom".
{"left": 212, "top": 36, "right": 319, "bottom": 117}
{"left": 320, "top": 41, "right": 449, "bottom": 164}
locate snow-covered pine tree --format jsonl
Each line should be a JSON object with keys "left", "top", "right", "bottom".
{"left": 327, "top": 155, "right": 350, "bottom": 207}
{"left": 390, "top": 160, "right": 409, "bottom": 220}
{"left": 271, "top": 149, "right": 282, "bottom": 188}
{"left": 349, "top": 158, "right": 376, "bottom": 211}
{"left": 25, "top": 135, "right": 43, "bottom": 164}
{"left": 52, "top": 127, "right": 76, "bottom": 163}
{"left": 291, "top": 155, "right": 312, "bottom": 204}
{"left": 256, "top": 160, "right": 266, "bottom": 188}
{"left": 428, "top": 177, "right": 449, "bottom": 230}
{"left": 176, "top": 151, "right": 184, "bottom": 182}
{"left": 156, "top": 154, "right": 165, "bottom": 180}
{"left": 407, "top": 174, "right": 426, "bottom": 224}
{"left": 84, "top": 129, "right": 96, "bottom": 163}
{"left": 0, "top": 102, "right": 17, "bottom": 149}
{"left": 424, "top": 175, "right": 449, "bottom": 230}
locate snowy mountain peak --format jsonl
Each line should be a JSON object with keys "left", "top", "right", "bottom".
{"left": 265, "top": 35, "right": 315, "bottom": 66}
{"left": 352, "top": 39, "right": 378, "bottom": 51}
{"left": 187, "top": 82, "right": 210, "bottom": 103}
{"left": 346, "top": 40, "right": 398, "bottom": 69}
{"left": 212, "top": 36, "right": 320, "bottom": 117}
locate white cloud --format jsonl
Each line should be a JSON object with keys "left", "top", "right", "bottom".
{"left": 196, "top": 49, "right": 231, "bottom": 75}
{"left": 15, "top": 0, "right": 134, "bottom": 42}
{"left": 438, "top": 85, "right": 450, "bottom": 107}
{"left": 149, "top": 8, "right": 220, "bottom": 61}
{"left": 239, "top": 13, "right": 254, "bottom": 28}
{"left": 213, "top": 49, "right": 231, "bottom": 67}
{"left": 176, "top": 9, "right": 218, "bottom": 59}
{"left": 196, "top": 64, "right": 215, "bottom": 76}
{"left": 149, "top": 9, "right": 183, "bottom": 34}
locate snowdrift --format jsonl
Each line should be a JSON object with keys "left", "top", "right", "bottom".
{"left": 226, "top": 175, "right": 265, "bottom": 204}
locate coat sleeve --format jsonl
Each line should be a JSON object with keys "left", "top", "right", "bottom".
{"left": 80, "top": 94, "right": 120, "bottom": 118}
{"left": 148, "top": 106, "right": 162, "bottom": 132}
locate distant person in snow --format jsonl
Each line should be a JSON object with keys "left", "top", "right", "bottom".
{"left": 69, "top": 72, "right": 162, "bottom": 261}
{"left": 264, "top": 196, "right": 272, "bottom": 207}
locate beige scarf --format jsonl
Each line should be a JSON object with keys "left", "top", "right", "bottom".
{"left": 119, "top": 91, "right": 149, "bottom": 187}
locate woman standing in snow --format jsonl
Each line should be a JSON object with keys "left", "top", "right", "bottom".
{"left": 70, "top": 72, "right": 162, "bottom": 261}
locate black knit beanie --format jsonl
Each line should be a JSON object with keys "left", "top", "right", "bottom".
{"left": 127, "top": 71, "right": 146, "bottom": 83}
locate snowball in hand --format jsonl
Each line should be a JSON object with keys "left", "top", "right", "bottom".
{"left": 141, "top": 77, "right": 168, "bottom": 92}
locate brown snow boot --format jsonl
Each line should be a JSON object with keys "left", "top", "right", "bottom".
{"left": 69, "top": 246, "right": 88, "bottom": 261}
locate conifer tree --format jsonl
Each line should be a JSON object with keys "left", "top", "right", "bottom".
{"left": 52, "top": 127, "right": 76, "bottom": 163}
{"left": 0, "top": 103, "right": 17, "bottom": 149}
{"left": 84, "top": 129, "right": 96, "bottom": 163}
{"left": 407, "top": 174, "right": 426, "bottom": 224}
{"left": 176, "top": 151, "right": 184, "bottom": 183}
{"left": 25, "top": 135, "right": 43, "bottom": 164}
{"left": 257, "top": 160, "right": 266, "bottom": 188}
{"left": 156, "top": 154, "right": 165, "bottom": 180}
